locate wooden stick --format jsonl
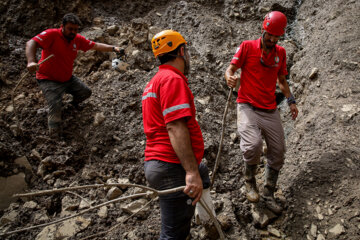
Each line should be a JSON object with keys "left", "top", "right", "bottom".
{"left": 211, "top": 88, "right": 233, "bottom": 187}
{"left": 13, "top": 183, "right": 156, "bottom": 198}
{"left": 199, "top": 198, "right": 226, "bottom": 240}
{"left": 11, "top": 54, "right": 54, "bottom": 136}
{"left": 65, "top": 191, "right": 92, "bottom": 207}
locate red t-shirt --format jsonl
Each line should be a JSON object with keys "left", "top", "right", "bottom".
{"left": 142, "top": 65, "right": 204, "bottom": 164}
{"left": 32, "top": 28, "right": 95, "bottom": 82}
{"left": 231, "top": 38, "right": 288, "bottom": 109}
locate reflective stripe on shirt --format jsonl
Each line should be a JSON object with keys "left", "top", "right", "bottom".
{"left": 163, "top": 103, "right": 190, "bottom": 116}
{"left": 142, "top": 92, "right": 157, "bottom": 101}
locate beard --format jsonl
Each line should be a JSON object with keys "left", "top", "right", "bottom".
{"left": 62, "top": 30, "right": 76, "bottom": 41}
{"left": 264, "top": 39, "right": 277, "bottom": 49}
{"left": 183, "top": 51, "right": 191, "bottom": 76}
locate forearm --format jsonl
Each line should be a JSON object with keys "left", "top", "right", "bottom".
{"left": 224, "top": 66, "right": 235, "bottom": 82}
{"left": 26, "top": 40, "right": 38, "bottom": 63}
{"left": 167, "top": 119, "right": 198, "bottom": 173}
{"left": 91, "top": 42, "right": 114, "bottom": 52}
{"left": 277, "top": 75, "right": 292, "bottom": 98}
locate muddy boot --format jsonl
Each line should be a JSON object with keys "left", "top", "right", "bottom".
{"left": 244, "top": 163, "right": 260, "bottom": 203}
{"left": 49, "top": 127, "right": 62, "bottom": 140}
{"left": 263, "top": 165, "right": 283, "bottom": 214}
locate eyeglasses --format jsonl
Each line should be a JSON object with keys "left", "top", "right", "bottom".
{"left": 260, "top": 48, "right": 279, "bottom": 68}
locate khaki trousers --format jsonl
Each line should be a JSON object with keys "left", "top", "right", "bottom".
{"left": 237, "top": 103, "right": 285, "bottom": 171}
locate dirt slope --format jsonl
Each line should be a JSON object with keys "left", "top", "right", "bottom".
{"left": 0, "top": 0, "right": 359, "bottom": 239}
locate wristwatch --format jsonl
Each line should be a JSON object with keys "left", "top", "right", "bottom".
{"left": 287, "top": 94, "right": 296, "bottom": 106}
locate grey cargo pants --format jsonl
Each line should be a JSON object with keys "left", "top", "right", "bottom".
{"left": 237, "top": 103, "right": 286, "bottom": 171}
{"left": 37, "top": 76, "right": 91, "bottom": 130}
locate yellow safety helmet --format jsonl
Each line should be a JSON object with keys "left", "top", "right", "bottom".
{"left": 151, "top": 30, "right": 187, "bottom": 58}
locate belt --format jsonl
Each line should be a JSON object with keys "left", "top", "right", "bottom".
{"left": 246, "top": 103, "right": 276, "bottom": 113}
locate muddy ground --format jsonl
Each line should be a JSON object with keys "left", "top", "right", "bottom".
{"left": 0, "top": 0, "right": 359, "bottom": 239}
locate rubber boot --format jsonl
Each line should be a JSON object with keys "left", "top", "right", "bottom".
{"left": 244, "top": 163, "right": 260, "bottom": 203}
{"left": 263, "top": 165, "right": 283, "bottom": 214}
{"left": 49, "top": 127, "right": 62, "bottom": 140}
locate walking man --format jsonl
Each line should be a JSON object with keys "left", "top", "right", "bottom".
{"left": 26, "top": 13, "right": 123, "bottom": 138}
{"left": 142, "top": 30, "right": 213, "bottom": 239}
{"left": 224, "top": 11, "right": 299, "bottom": 214}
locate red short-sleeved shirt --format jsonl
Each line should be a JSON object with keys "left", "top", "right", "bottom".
{"left": 231, "top": 38, "right": 288, "bottom": 109}
{"left": 142, "top": 65, "right": 204, "bottom": 164}
{"left": 32, "top": 28, "right": 95, "bottom": 82}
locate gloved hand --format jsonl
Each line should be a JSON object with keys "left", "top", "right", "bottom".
{"left": 195, "top": 188, "right": 216, "bottom": 225}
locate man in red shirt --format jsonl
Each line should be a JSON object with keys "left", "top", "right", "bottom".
{"left": 26, "top": 13, "right": 123, "bottom": 138}
{"left": 142, "top": 30, "right": 213, "bottom": 239}
{"left": 225, "top": 11, "right": 299, "bottom": 214}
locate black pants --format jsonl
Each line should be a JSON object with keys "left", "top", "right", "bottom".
{"left": 37, "top": 76, "right": 91, "bottom": 130}
{"left": 144, "top": 160, "right": 210, "bottom": 240}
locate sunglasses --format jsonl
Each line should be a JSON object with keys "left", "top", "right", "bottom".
{"left": 260, "top": 48, "right": 279, "bottom": 68}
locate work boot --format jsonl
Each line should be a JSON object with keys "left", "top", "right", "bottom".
{"left": 244, "top": 163, "right": 260, "bottom": 203}
{"left": 49, "top": 127, "right": 62, "bottom": 140}
{"left": 263, "top": 165, "right": 283, "bottom": 214}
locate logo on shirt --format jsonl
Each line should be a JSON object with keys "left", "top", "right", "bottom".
{"left": 73, "top": 43, "right": 77, "bottom": 51}
{"left": 144, "top": 84, "right": 153, "bottom": 93}
{"left": 274, "top": 56, "right": 279, "bottom": 63}
{"left": 40, "top": 31, "right": 47, "bottom": 35}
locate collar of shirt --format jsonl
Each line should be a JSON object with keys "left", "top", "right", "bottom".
{"left": 159, "top": 64, "right": 188, "bottom": 84}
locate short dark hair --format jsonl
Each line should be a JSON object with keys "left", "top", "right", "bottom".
{"left": 62, "top": 13, "right": 82, "bottom": 26}
{"left": 158, "top": 44, "right": 185, "bottom": 65}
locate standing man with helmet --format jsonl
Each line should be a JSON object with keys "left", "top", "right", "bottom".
{"left": 26, "top": 13, "right": 124, "bottom": 138}
{"left": 142, "top": 30, "right": 214, "bottom": 239}
{"left": 225, "top": 11, "right": 299, "bottom": 214}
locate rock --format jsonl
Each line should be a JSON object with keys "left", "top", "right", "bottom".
{"left": 259, "top": 230, "right": 270, "bottom": 237}
{"left": 217, "top": 214, "right": 232, "bottom": 231}
{"left": 0, "top": 210, "right": 19, "bottom": 226}
{"left": 251, "top": 205, "right": 277, "bottom": 228}
{"left": 315, "top": 206, "right": 321, "bottom": 214}
{"left": 98, "top": 206, "right": 108, "bottom": 218}
{"left": 317, "top": 214, "right": 324, "bottom": 220}
{"left": 267, "top": 226, "right": 281, "bottom": 237}
{"left": 31, "top": 149, "right": 42, "bottom": 161}
{"left": 316, "top": 234, "right": 325, "bottom": 240}
{"left": 196, "top": 96, "right": 211, "bottom": 105}
{"left": 106, "top": 25, "right": 119, "bottom": 36}
{"left": 329, "top": 223, "right": 345, "bottom": 236}
{"left": 61, "top": 196, "right": 79, "bottom": 211}
{"left": 0, "top": 173, "right": 27, "bottom": 210}
{"left": 33, "top": 210, "right": 49, "bottom": 222}
{"left": 35, "top": 216, "right": 90, "bottom": 240}
{"left": 37, "top": 164, "right": 46, "bottom": 177}
{"left": 79, "top": 199, "right": 92, "bottom": 209}
{"left": 93, "top": 112, "right": 106, "bottom": 126}
{"left": 309, "top": 68, "right": 319, "bottom": 79}
{"left": 341, "top": 104, "right": 357, "bottom": 112}
{"left": 107, "top": 187, "right": 122, "bottom": 200}
{"left": 230, "top": 132, "right": 238, "bottom": 143}
{"left": 121, "top": 199, "right": 150, "bottom": 217}
{"left": 93, "top": 17, "right": 104, "bottom": 25}
{"left": 23, "top": 201, "right": 37, "bottom": 209}
{"left": 310, "top": 223, "right": 317, "bottom": 237}
{"left": 148, "top": 26, "right": 162, "bottom": 41}
{"left": 81, "top": 166, "right": 98, "bottom": 180}
{"left": 14, "top": 93, "right": 25, "bottom": 101}
{"left": 132, "top": 50, "right": 140, "bottom": 56}
{"left": 118, "top": 178, "right": 130, "bottom": 190}
{"left": 14, "top": 156, "right": 32, "bottom": 171}
{"left": 5, "top": 105, "right": 14, "bottom": 112}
